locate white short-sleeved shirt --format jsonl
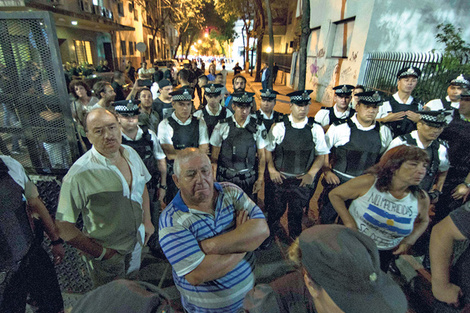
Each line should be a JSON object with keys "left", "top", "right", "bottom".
{"left": 266, "top": 114, "right": 330, "bottom": 155}
{"left": 377, "top": 92, "right": 414, "bottom": 119}
{"left": 0, "top": 155, "right": 38, "bottom": 199}
{"left": 193, "top": 104, "right": 233, "bottom": 119}
{"left": 325, "top": 115, "right": 393, "bottom": 154}
{"left": 314, "top": 104, "right": 353, "bottom": 127}
{"left": 386, "top": 130, "right": 450, "bottom": 172}
{"left": 122, "top": 126, "right": 166, "bottom": 160}
{"left": 157, "top": 112, "right": 209, "bottom": 146}
{"left": 424, "top": 96, "right": 460, "bottom": 111}
{"left": 210, "top": 115, "right": 267, "bottom": 149}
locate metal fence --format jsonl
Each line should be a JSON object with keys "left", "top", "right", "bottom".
{"left": 261, "top": 52, "right": 293, "bottom": 73}
{"left": 0, "top": 11, "right": 79, "bottom": 175}
{"left": 362, "top": 52, "right": 470, "bottom": 102}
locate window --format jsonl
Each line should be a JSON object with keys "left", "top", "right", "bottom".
{"left": 308, "top": 27, "right": 321, "bottom": 56}
{"left": 74, "top": 40, "right": 93, "bottom": 64}
{"left": 121, "top": 40, "right": 127, "bottom": 55}
{"left": 129, "top": 41, "right": 134, "bottom": 55}
{"left": 117, "top": 2, "right": 124, "bottom": 17}
{"left": 134, "top": 7, "right": 139, "bottom": 21}
{"left": 331, "top": 18, "right": 355, "bottom": 58}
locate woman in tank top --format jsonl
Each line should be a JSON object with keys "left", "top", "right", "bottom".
{"left": 329, "top": 145, "right": 430, "bottom": 271}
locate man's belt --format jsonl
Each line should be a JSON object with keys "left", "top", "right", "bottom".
{"left": 219, "top": 166, "right": 256, "bottom": 180}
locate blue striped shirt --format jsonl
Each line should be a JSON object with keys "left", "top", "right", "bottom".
{"left": 159, "top": 182, "right": 265, "bottom": 312}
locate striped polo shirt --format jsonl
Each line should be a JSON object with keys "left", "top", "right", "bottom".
{"left": 159, "top": 182, "right": 265, "bottom": 313}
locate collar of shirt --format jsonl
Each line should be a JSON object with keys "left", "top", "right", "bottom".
{"left": 393, "top": 92, "right": 413, "bottom": 104}
{"left": 231, "top": 114, "right": 252, "bottom": 128}
{"left": 122, "top": 126, "right": 144, "bottom": 141}
{"left": 333, "top": 104, "right": 351, "bottom": 118}
{"left": 90, "top": 145, "right": 130, "bottom": 166}
{"left": 258, "top": 110, "right": 273, "bottom": 120}
{"left": 171, "top": 182, "right": 223, "bottom": 213}
{"left": 351, "top": 114, "right": 377, "bottom": 131}
{"left": 171, "top": 112, "right": 193, "bottom": 125}
{"left": 288, "top": 114, "right": 309, "bottom": 129}
{"left": 408, "top": 130, "right": 427, "bottom": 149}
{"left": 205, "top": 104, "right": 223, "bottom": 116}
{"left": 445, "top": 95, "right": 460, "bottom": 109}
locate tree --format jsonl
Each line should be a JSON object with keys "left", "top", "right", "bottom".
{"left": 264, "top": 0, "right": 274, "bottom": 88}
{"left": 298, "top": 0, "right": 310, "bottom": 90}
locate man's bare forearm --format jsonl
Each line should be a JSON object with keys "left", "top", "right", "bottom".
{"left": 28, "top": 197, "right": 60, "bottom": 241}
{"left": 185, "top": 253, "right": 246, "bottom": 285}
{"left": 56, "top": 220, "right": 105, "bottom": 258}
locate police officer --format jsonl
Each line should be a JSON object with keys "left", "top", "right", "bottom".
{"left": 158, "top": 88, "right": 209, "bottom": 201}
{"left": 256, "top": 88, "right": 284, "bottom": 132}
{"left": 115, "top": 100, "right": 167, "bottom": 254}
{"left": 319, "top": 91, "right": 393, "bottom": 224}
{"left": 386, "top": 110, "right": 450, "bottom": 200}
{"left": 425, "top": 74, "right": 469, "bottom": 121}
{"left": 315, "top": 84, "right": 355, "bottom": 132}
{"left": 377, "top": 66, "right": 424, "bottom": 137}
{"left": 210, "top": 92, "right": 267, "bottom": 200}
{"left": 266, "top": 90, "right": 329, "bottom": 239}
{"left": 193, "top": 83, "right": 233, "bottom": 138}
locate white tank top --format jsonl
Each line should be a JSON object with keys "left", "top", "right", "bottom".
{"left": 349, "top": 180, "right": 419, "bottom": 250}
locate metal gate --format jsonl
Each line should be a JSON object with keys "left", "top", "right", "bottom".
{"left": 0, "top": 11, "right": 79, "bottom": 175}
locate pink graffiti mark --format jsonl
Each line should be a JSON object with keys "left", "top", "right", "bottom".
{"left": 310, "top": 59, "right": 319, "bottom": 77}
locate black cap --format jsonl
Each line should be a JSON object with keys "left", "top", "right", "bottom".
{"left": 170, "top": 88, "right": 193, "bottom": 101}
{"left": 286, "top": 90, "right": 313, "bottom": 105}
{"left": 158, "top": 79, "right": 172, "bottom": 88}
{"left": 260, "top": 88, "right": 279, "bottom": 100}
{"left": 418, "top": 110, "right": 449, "bottom": 128}
{"left": 397, "top": 66, "right": 421, "bottom": 79}
{"left": 333, "top": 84, "right": 355, "bottom": 96}
{"left": 113, "top": 99, "right": 141, "bottom": 116}
{"left": 232, "top": 92, "right": 255, "bottom": 106}
{"left": 203, "top": 83, "right": 223, "bottom": 95}
{"left": 449, "top": 74, "right": 470, "bottom": 87}
{"left": 355, "top": 91, "right": 383, "bottom": 106}
{"left": 461, "top": 88, "right": 470, "bottom": 98}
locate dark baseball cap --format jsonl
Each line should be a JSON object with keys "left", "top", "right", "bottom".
{"left": 299, "top": 225, "right": 408, "bottom": 313}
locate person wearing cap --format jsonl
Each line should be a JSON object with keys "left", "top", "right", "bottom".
{"left": 136, "top": 87, "right": 161, "bottom": 134}
{"left": 386, "top": 110, "right": 450, "bottom": 201}
{"left": 433, "top": 89, "right": 470, "bottom": 223}
{"left": 243, "top": 224, "right": 408, "bottom": 313}
{"left": 157, "top": 88, "right": 209, "bottom": 202}
{"left": 314, "top": 84, "right": 355, "bottom": 132}
{"left": 115, "top": 99, "right": 167, "bottom": 255}
{"left": 159, "top": 148, "right": 269, "bottom": 313}
{"left": 193, "top": 83, "right": 233, "bottom": 137}
{"left": 350, "top": 84, "right": 365, "bottom": 109}
{"left": 152, "top": 62, "right": 164, "bottom": 83}
{"left": 377, "top": 66, "right": 424, "bottom": 137}
{"left": 210, "top": 92, "right": 267, "bottom": 200}
{"left": 424, "top": 74, "right": 469, "bottom": 115}
{"left": 319, "top": 91, "right": 393, "bottom": 224}
{"left": 329, "top": 145, "right": 430, "bottom": 272}
{"left": 265, "top": 90, "right": 329, "bottom": 239}
{"left": 153, "top": 79, "right": 174, "bottom": 120}
{"left": 56, "top": 108, "right": 154, "bottom": 287}
{"left": 91, "top": 81, "right": 116, "bottom": 111}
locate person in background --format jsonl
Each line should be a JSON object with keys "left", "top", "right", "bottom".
{"left": 350, "top": 85, "right": 365, "bottom": 109}
{"left": 137, "top": 87, "right": 160, "bottom": 134}
{"left": 125, "top": 61, "right": 136, "bottom": 83}
{"left": 91, "top": 81, "right": 116, "bottom": 111}
{"left": 233, "top": 62, "right": 242, "bottom": 76}
{"left": 153, "top": 79, "right": 174, "bottom": 120}
{"left": 315, "top": 84, "right": 355, "bottom": 132}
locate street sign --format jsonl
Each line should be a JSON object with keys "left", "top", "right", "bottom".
{"left": 136, "top": 42, "right": 147, "bottom": 52}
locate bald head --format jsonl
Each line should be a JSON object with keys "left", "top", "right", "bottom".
{"left": 85, "top": 108, "right": 118, "bottom": 132}
{"left": 85, "top": 108, "right": 122, "bottom": 156}
{"left": 174, "top": 148, "right": 211, "bottom": 178}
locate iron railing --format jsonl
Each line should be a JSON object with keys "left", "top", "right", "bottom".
{"left": 261, "top": 52, "right": 293, "bottom": 73}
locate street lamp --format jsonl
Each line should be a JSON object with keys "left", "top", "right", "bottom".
{"left": 204, "top": 33, "right": 209, "bottom": 38}
{"left": 266, "top": 46, "right": 272, "bottom": 53}
{"left": 198, "top": 39, "right": 202, "bottom": 44}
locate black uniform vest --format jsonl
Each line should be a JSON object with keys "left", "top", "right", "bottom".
{"left": 202, "top": 106, "right": 228, "bottom": 137}
{"left": 256, "top": 110, "right": 284, "bottom": 132}
{"left": 332, "top": 119, "right": 382, "bottom": 177}
{"left": 387, "top": 96, "right": 423, "bottom": 137}
{"left": 400, "top": 133, "right": 440, "bottom": 192}
{"left": 274, "top": 116, "right": 316, "bottom": 175}
{"left": 121, "top": 127, "right": 157, "bottom": 176}
{"left": 0, "top": 159, "right": 33, "bottom": 270}
{"left": 168, "top": 116, "right": 199, "bottom": 150}
{"left": 441, "top": 97, "right": 453, "bottom": 111}
{"left": 218, "top": 118, "right": 257, "bottom": 171}
{"left": 321, "top": 106, "right": 355, "bottom": 126}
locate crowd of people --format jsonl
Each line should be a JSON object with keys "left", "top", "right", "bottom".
{"left": 1, "top": 59, "right": 470, "bottom": 313}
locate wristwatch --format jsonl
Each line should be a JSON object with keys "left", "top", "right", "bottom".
{"left": 464, "top": 182, "right": 470, "bottom": 188}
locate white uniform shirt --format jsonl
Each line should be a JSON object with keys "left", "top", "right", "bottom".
{"left": 325, "top": 115, "right": 393, "bottom": 154}
{"left": 210, "top": 115, "right": 267, "bottom": 149}
{"left": 193, "top": 104, "right": 233, "bottom": 119}
{"left": 122, "top": 126, "right": 166, "bottom": 160}
{"left": 425, "top": 96, "right": 460, "bottom": 111}
{"left": 377, "top": 92, "right": 415, "bottom": 119}
{"left": 157, "top": 112, "right": 209, "bottom": 146}
{"left": 386, "top": 130, "right": 450, "bottom": 172}
{"left": 0, "top": 155, "right": 39, "bottom": 199}
{"left": 314, "top": 104, "right": 353, "bottom": 127}
{"left": 266, "top": 114, "right": 330, "bottom": 155}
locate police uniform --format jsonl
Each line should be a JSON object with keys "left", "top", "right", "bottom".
{"left": 319, "top": 91, "right": 393, "bottom": 224}
{"left": 377, "top": 67, "right": 425, "bottom": 137}
{"left": 210, "top": 92, "right": 267, "bottom": 200}
{"left": 425, "top": 75, "right": 469, "bottom": 123}
{"left": 314, "top": 84, "right": 355, "bottom": 128}
{"left": 157, "top": 88, "right": 209, "bottom": 202}
{"left": 266, "top": 90, "right": 329, "bottom": 239}
{"left": 193, "top": 83, "right": 233, "bottom": 138}
{"left": 386, "top": 111, "right": 450, "bottom": 194}
{"left": 115, "top": 100, "right": 167, "bottom": 251}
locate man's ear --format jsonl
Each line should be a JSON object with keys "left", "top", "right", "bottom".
{"left": 172, "top": 174, "right": 180, "bottom": 189}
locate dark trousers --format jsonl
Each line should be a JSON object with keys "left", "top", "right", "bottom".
{"left": 217, "top": 172, "right": 257, "bottom": 202}
{"left": 267, "top": 178, "right": 312, "bottom": 239}
{"left": 379, "top": 249, "right": 395, "bottom": 273}
{"left": 0, "top": 244, "right": 63, "bottom": 313}
{"left": 318, "top": 174, "right": 351, "bottom": 224}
